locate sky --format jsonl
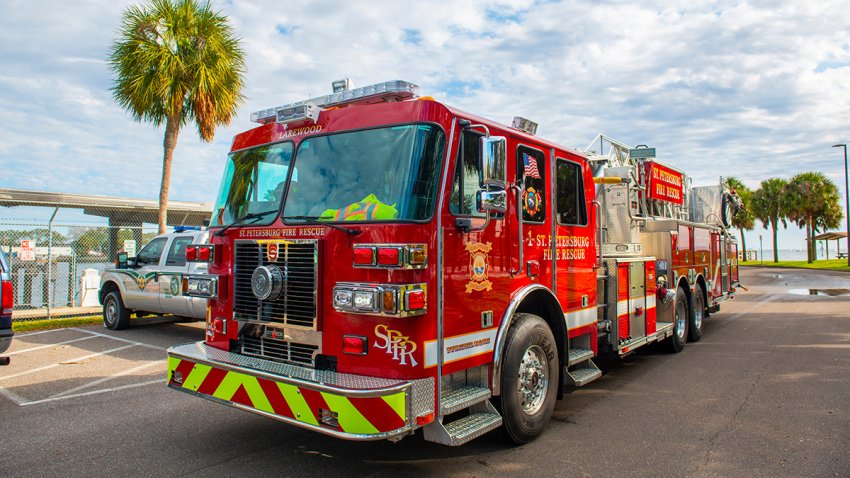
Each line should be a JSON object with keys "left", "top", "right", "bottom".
{"left": 1, "top": 0, "right": 849, "bottom": 251}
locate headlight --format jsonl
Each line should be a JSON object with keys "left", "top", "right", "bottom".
{"left": 184, "top": 276, "right": 217, "bottom": 298}
{"left": 333, "top": 289, "right": 353, "bottom": 308}
{"left": 353, "top": 290, "right": 376, "bottom": 310}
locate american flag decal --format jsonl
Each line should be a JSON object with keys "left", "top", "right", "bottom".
{"left": 523, "top": 153, "right": 541, "bottom": 179}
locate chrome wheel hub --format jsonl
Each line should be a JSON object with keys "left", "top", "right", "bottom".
{"left": 676, "top": 301, "right": 686, "bottom": 340}
{"left": 517, "top": 345, "right": 548, "bottom": 415}
{"left": 106, "top": 300, "right": 116, "bottom": 322}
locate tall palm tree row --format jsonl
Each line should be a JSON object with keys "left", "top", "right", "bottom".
{"left": 109, "top": 0, "right": 245, "bottom": 233}
{"left": 750, "top": 178, "right": 788, "bottom": 263}
{"left": 782, "top": 172, "right": 842, "bottom": 263}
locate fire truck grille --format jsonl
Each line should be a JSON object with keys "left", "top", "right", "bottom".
{"left": 240, "top": 335, "right": 318, "bottom": 366}
{"left": 233, "top": 240, "right": 319, "bottom": 329}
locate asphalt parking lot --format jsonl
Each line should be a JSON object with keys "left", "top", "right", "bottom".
{"left": 1, "top": 267, "right": 848, "bottom": 477}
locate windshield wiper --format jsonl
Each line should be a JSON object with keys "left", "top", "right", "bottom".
{"left": 214, "top": 209, "right": 278, "bottom": 237}
{"left": 282, "top": 215, "right": 361, "bottom": 235}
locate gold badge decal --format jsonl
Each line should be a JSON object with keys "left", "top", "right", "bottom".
{"left": 465, "top": 242, "right": 493, "bottom": 293}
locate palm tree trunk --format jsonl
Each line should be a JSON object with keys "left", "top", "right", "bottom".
{"left": 806, "top": 219, "right": 813, "bottom": 263}
{"left": 739, "top": 229, "right": 747, "bottom": 261}
{"left": 771, "top": 222, "right": 779, "bottom": 263}
{"left": 158, "top": 115, "right": 181, "bottom": 234}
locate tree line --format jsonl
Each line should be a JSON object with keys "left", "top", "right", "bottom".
{"left": 726, "top": 173, "right": 843, "bottom": 263}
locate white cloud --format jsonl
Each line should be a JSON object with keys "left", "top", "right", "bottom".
{"left": 0, "top": 0, "right": 849, "bottom": 248}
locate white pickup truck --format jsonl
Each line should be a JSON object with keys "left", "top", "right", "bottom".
{"left": 99, "top": 228, "right": 209, "bottom": 330}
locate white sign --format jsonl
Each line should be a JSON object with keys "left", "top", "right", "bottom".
{"left": 20, "top": 239, "right": 35, "bottom": 261}
{"left": 123, "top": 239, "right": 137, "bottom": 257}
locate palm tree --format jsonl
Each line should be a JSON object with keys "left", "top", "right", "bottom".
{"left": 109, "top": 0, "right": 245, "bottom": 233}
{"left": 751, "top": 178, "right": 788, "bottom": 263}
{"left": 724, "top": 177, "right": 754, "bottom": 260}
{"left": 783, "top": 172, "right": 843, "bottom": 263}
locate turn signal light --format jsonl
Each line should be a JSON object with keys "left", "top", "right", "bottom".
{"left": 197, "top": 245, "right": 213, "bottom": 262}
{"left": 353, "top": 246, "right": 376, "bottom": 266}
{"left": 405, "top": 289, "right": 426, "bottom": 310}
{"left": 377, "top": 246, "right": 403, "bottom": 266}
{"left": 342, "top": 335, "right": 367, "bottom": 355}
{"left": 408, "top": 246, "right": 427, "bottom": 266}
{"left": 186, "top": 244, "right": 215, "bottom": 262}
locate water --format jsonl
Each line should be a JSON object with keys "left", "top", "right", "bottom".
{"left": 788, "top": 288, "right": 850, "bottom": 297}
{"left": 755, "top": 249, "right": 840, "bottom": 261}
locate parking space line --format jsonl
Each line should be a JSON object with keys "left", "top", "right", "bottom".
{"left": 6, "top": 335, "right": 99, "bottom": 356}
{"left": 49, "top": 361, "right": 163, "bottom": 399}
{"left": 72, "top": 328, "right": 167, "bottom": 351}
{"left": 0, "top": 384, "right": 28, "bottom": 406}
{"left": 15, "top": 328, "right": 86, "bottom": 338}
{"left": 0, "top": 344, "right": 137, "bottom": 382}
{"left": 19, "top": 378, "right": 164, "bottom": 406}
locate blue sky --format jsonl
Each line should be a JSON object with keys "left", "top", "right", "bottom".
{"left": 1, "top": 0, "right": 849, "bottom": 251}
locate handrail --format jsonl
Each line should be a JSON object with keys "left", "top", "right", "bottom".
{"left": 593, "top": 200, "right": 602, "bottom": 269}
{"left": 509, "top": 184, "right": 523, "bottom": 276}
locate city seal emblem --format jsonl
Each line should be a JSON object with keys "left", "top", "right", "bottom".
{"left": 465, "top": 242, "right": 493, "bottom": 293}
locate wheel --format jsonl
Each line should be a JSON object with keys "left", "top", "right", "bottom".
{"left": 688, "top": 285, "right": 705, "bottom": 342}
{"left": 103, "top": 291, "right": 131, "bottom": 330}
{"left": 496, "top": 313, "right": 558, "bottom": 444}
{"left": 666, "top": 285, "right": 689, "bottom": 353}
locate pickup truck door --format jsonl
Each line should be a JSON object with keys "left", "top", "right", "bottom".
{"left": 124, "top": 237, "right": 168, "bottom": 311}
{"left": 157, "top": 235, "right": 195, "bottom": 316}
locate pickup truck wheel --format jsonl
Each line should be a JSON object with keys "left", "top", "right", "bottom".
{"left": 103, "top": 291, "right": 130, "bottom": 330}
{"left": 666, "top": 286, "right": 689, "bottom": 353}
{"left": 496, "top": 313, "right": 557, "bottom": 444}
{"left": 688, "top": 285, "right": 705, "bottom": 342}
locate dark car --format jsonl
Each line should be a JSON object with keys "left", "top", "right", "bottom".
{"left": 0, "top": 247, "right": 13, "bottom": 365}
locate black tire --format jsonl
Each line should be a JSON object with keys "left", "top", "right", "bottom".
{"left": 666, "top": 285, "right": 689, "bottom": 353}
{"left": 688, "top": 285, "right": 705, "bottom": 342}
{"left": 496, "top": 313, "right": 558, "bottom": 444}
{"left": 103, "top": 291, "right": 130, "bottom": 330}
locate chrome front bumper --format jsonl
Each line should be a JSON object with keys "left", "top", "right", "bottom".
{"left": 167, "top": 342, "right": 434, "bottom": 440}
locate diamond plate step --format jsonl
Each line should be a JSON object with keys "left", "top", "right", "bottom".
{"left": 443, "top": 412, "right": 502, "bottom": 446}
{"left": 568, "top": 348, "right": 594, "bottom": 366}
{"left": 565, "top": 359, "right": 602, "bottom": 387}
{"left": 441, "top": 386, "right": 491, "bottom": 416}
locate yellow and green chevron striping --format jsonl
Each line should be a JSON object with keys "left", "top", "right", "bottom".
{"left": 168, "top": 357, "right": 407, "bottom": 435}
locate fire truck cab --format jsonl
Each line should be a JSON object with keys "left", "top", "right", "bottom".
{"left": 167, "top": 80, "right": 740, "bottom": 446}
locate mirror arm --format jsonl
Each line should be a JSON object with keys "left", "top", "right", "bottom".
{"left": 465, "top": 122, "right": 491, "bottom": 138}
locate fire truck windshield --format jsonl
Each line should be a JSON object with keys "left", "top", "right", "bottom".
{"left": 282, "top": 124, "right": 445, "bottom": 222}
{"left": 210, "top": 142, "right": 294, "bottom": 227}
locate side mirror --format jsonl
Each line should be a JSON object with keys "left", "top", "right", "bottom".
{"left": 477, "top": 190, "right": 507, "bottom": 214}
{"left": 116, "top": 252, "right": 128, "bottom": 269}
{"left": 479, "top": 136, "right": 507, "bottom": 188}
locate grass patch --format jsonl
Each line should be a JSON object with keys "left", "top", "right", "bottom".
{"left": 740, "top": 259, "right": 850, "bottom": 272}
{"left": 13, "top": 316, "right": 103, "bottom": 333}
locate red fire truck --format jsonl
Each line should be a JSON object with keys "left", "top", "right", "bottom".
{"left": 168, "top": 80, "right": 741, "bottom": 446}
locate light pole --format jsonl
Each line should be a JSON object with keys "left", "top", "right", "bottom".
{"left": 759, "top": 234, "right": 763, "bottom": 265}
{"left": 832, "top": 144, "right": 850, "bottom": 267}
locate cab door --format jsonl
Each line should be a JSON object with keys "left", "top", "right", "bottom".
{"left": 552, "top": 156, "right": 597, "bottom": 334}
{"left": 124, "top": 237, "right": 168, "bottom": 311}
{"left": 157, "top": 235, "right": 194, "bottom": 316}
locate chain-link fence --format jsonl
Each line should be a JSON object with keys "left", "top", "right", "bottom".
{"left": 0, "top": 202, "right": 207, "bottom": 321}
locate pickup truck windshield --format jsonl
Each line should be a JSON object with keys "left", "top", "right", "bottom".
{"left": 283, "top": 124, "right": 445, "bottom": 222}
{"left": 211, "top": 142, "right": 294, "bottom": 227}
